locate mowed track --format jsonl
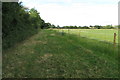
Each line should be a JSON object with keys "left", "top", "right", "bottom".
{"left": 3, "top": 30, "right": 118, "bottom": 78}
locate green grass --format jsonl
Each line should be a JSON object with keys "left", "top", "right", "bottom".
{"left": 57, "top": 29, "right": 118, "bottom": 43}
{"left": 3, "top": 29, "right": 118, "bottom": 78}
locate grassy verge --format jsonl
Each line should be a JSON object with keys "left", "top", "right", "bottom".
{"left": 3, "top": 29, "right": 118, "bottom": 78}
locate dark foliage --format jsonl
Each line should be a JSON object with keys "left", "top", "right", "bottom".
{"left": 2, "top": 2, "right": 49, "bottom": 50}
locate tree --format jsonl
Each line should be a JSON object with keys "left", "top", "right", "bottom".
{"left": 2, "top": 2, "right": 44, "bottom": 49}
{"left": 29, "top": 8, "right": 42, "bottom": 29}
{"left": 94, "top": 25, "right": 102, "bottom": 29}
{"left": 57, "top": 25, "right": 60, "bottom": 28}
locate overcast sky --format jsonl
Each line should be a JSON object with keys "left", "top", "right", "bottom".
{"left": 19, "top": 0, "right": 119, "bottom": 26}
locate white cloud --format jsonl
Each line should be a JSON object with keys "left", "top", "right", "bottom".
{"left": 19, "top": 0, "right": 118, "bottom": 26}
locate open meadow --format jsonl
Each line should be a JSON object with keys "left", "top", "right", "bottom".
{"left": 2, "top": 1, "right": 119, "bottom": 79}
{"left": 56, "top": 29, "right": 118, "bottom": 43}
{"left": 3, "top": 29, "right": 119, "bottom": 78}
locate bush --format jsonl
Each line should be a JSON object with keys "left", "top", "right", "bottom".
{"left": 2, "top": 2, "right": 42, "bottom": 50}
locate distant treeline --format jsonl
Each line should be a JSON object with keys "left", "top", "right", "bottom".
{"left": 47, "top": 25, "right": 118, "bottom": 29}
{"left": 2, "top": 2, "right": 119, "bottom": 50}
{"left": 2, "top": 2, "right": 50, "bottom": 50}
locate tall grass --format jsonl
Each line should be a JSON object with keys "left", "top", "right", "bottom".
{"left": 3, "top": 30, "right": 118, "bottom": 78}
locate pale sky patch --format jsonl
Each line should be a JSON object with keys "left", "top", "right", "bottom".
{"left": 19, "top": 0, "right": 119, "bottom": 26}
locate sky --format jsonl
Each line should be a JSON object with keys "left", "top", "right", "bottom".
{"left": 19, "top": 0, "right": 119, "bottom": 26}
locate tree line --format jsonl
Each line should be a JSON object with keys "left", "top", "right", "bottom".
{"left": 2, "top": 2, "right": 119, "bottom": 50}
{"left": 48, "top": 25, "right": 118, "bottom": 29}
{"left": 2, "top": 2, "right": 51, "bottom": 50}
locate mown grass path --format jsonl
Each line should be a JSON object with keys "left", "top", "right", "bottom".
{"left": 3, "top": 30, "right": 118, "bottom": 78}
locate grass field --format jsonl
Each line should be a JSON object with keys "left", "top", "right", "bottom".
{"left": 56, "top": 29, "right": 118, "bottom": 43}
{"left": 3, "top": 29, "right": 118, "bottom": 78}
